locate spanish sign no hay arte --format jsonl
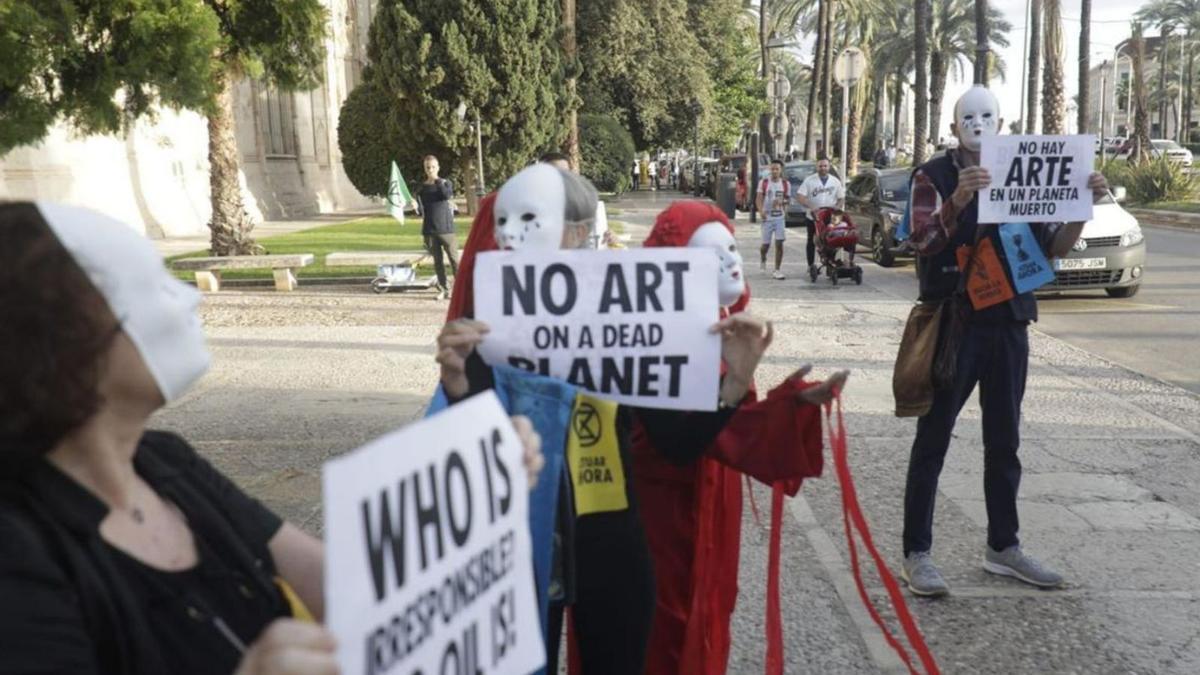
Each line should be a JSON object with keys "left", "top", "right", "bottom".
{"left": 979, "top": 134, "right": 1095, "bottom": 224}
{"left": 474, "top": 248, "right": 721, "bottom": 411}
{"left": 323, "top": 392, "right": 544, "bottom": 675}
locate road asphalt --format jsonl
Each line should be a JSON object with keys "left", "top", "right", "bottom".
{"left": 156, "top": 188, "right": 1200, "bottom": 673}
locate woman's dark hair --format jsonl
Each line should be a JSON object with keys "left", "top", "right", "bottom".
{"left": 0, "top": 203, "right": 115, "bottom": 455}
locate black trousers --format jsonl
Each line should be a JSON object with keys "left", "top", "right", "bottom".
{"left": 423, "top": 232, "right": 458, "bottom": 290}
{"left": 804, "top": 219, "right": 818, "bottom": 266}
{"left": 903, "top": 320, "right": 1029, "bottom": 556}
{"left": 546, "top": 508, "right": 655, "bottom": 674}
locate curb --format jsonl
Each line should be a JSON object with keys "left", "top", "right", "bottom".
{"left": 1128, "top": 208, "right": 1200, "bottom": 230}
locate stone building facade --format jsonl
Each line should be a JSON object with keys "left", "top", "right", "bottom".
{"left": 0, "top": 0, "right": 380, "bottom": 238}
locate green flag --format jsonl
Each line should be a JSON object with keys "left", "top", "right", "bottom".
{"left": 387, "top": 161, "right": 415, "bottom": 224}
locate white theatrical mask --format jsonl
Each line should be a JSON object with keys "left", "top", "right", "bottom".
{"left": 494, "top": 163, "right": 567, "bottom": 250}
{"left": 688, "top": 222, "right": 745, "bottom": 308}
{"left": 953, "top": 85, "right": 1001, "bottom": 152}
{"left": 38, "top": 203, "right": 210, "bottom": 402}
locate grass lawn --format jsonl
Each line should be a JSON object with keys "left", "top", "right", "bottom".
{"left": 168, "top": 216, "right": 472, "bottom": 281}
{"left": 169, "top": 213, "right": 632, "bottom": 282}
{"left": 1135, "top": 201, "right": 1200, "bottom": 214}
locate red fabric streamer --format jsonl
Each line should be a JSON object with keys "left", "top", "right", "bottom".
{"left": 445, "top": 192, "right": 497, "bottom": 321}
{"left": 827, "top": 394, "right": 941, "bottom": 675}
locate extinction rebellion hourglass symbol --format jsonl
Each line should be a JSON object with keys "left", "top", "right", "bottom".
{"left": 1013, "top": 233, "right": 1031, "bottom": 262}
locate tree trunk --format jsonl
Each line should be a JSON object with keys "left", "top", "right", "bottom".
{"left": 1159, "top": 26, "right": 1170, "bottom": 135}
{"left": 1132, "top": 23, "right": 1153, "bottom": 162}
{"left": 893, "top": 70, "right": 904, "bottom": 152}
{"left": 1186, "top": 41, "right": 1195, "bottom": 141}
{"left": 1041, "top": 0, "right": 1065, "bottom": 134}
{"left": 562, "top": 0, "right": 581, "bottom": 171}
{"left": 975, "top": 0, "right": 990, "bottom": 85}
{"left": 1077, "top": 0, "right": 1091, "bottom": 133}
{"left": 462, "top": 156, "right": 479, "bottom": 215}
{"left": 804, "top": 0, "right": 825, "bottom": 159}
{"left": 821, "top": 1, "right": 836, "bottom": 158}
{"left": 929, "top": 51, "right": 947, "bottom": 146}
{"left": 913, "top": 0, "right": 929, "bottom": 165}
{"left": 1026, "top": 0, "right": 1042, "bottom": 132}
{"left": 848, "top": 71, "right": 867, "bottom": 174}
{"left": 207, "top": 71, "right": 260, "bottom": 256}
{"left": 872, "top": 73, "right": 885, "bottom": 156}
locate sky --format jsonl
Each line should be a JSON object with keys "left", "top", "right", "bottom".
{"left": 979, "top": 0, "right": 1155, "bottom": 135}
{"left": 784, "top": 0, "right": 1157, "bottom": 139}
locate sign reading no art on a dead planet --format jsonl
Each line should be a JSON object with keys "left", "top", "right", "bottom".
{"left": 979, "top": 134, "right": 1095, "bottom": 224}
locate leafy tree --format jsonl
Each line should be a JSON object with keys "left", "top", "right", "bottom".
{"left": 927, "top": 0, "right": 1011, "bottom": 144}
{"left": 579, "top": 113, "right": 635, "bottom": 193}
{"left": 578, "top": 0, "right": 712, "bottom": 150}
{"left": 687, "top": 0, "right": 768, "bottom": 150}
{"left": 0, "top": 0, "right": 327, "bottom": 255}
{"left": 340, "top": 0, "right": 565, "bottom": 211}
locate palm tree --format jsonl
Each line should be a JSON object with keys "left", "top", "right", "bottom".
{"left": 821, "top": 0, "right": 837, "bottom": 157}
{"left": 974, "top": 0, "right": 989, "bottom": 84}
{"left": 804, "top": 0, "right": 827, "bottom": 157}
{"left": 913, "top": 0, "right": 929, "bottom": 164}
{"left": 1078, "top": 0, "right": 1091, "bottom": 133}
{"left": 1136, "top": 0, "right": 1200, "bottom": 140}
{"left": 1026, "top": 0, "right": 1042, "bottom": 132}
{"left": 1131, "top": 22, "right": 1153, "bottom": 162}
{"left": 1041, "top": 0, "right": 1065, "bottom": 133}
{"left": 927, "top": 0, "right": 1012, "bottom": 147}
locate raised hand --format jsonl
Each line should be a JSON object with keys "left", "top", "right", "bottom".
{"left": 711, "top": 314, "right": 774, "bottom": 406}
{"left": 1087, "top": 172, "right": 1110, "bottom": 202}
{"left": 435, "top": 319, "right": 490, "bottom": 399}
{"left": 951, "top": 167, "right": 992, "bottom": 210}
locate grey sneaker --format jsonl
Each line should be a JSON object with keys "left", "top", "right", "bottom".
{"left": 983, "top": 545, "right": 1064, "bottom": 588}
{"left": 901, "top": 551, "right": 950, "bottom": 597}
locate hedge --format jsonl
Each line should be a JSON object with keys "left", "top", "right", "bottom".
{"left": 579, "top": 114, "right": 635, "bottom": 194}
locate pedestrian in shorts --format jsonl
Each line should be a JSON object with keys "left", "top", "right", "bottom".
{"left": 756, "top": 159, "right": 790, "bottom": 279}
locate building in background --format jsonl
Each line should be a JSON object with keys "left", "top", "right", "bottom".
{"left": 0, "top": 0, "right": 379, "bottom": 238}
{"left": 1087, "top": 35, "right": 1200, "bottom": 142}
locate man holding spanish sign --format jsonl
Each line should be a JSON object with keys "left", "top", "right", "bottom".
{"left": 898, "top": 85, "right": 1111, "bottom": 597}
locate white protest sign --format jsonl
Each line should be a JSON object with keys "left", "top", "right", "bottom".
{"left": 323, "top": 392, "right": 544, "bottom": 675}
{"left": 474, "top": 248, "right": 721, "bottom": 411}
{"left": 979, "top": 134, "right": 1095, "bottom": 224}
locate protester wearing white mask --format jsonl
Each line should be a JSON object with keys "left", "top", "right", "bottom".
{"left": 0, "top": 202, "right": 543, "bottom": 675}
{"left": 437, "top": 168, "right": 778, "bottom": 674}
{"left": 898, "top": 86, "right": 1110, "bottom": 597}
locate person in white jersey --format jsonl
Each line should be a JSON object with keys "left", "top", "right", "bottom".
{"left": 756, "top": 159, "right": 790, "bottom": 280}
{"left": 795, "top": 156, "right": 846, "bottom": 275}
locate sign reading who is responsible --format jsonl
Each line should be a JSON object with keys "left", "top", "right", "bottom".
{"left": 322, "top": 393, "right": 545, "bottom": 675}
{"left": 979, "top": 134, "right": 1095, "bottom": 224}
{"left": 474, "top": 248, "right": 721, "bottom": 411}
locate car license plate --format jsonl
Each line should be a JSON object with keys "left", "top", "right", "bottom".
{"left": 1054, "top": 257, "right": 1107, "bottom": 271}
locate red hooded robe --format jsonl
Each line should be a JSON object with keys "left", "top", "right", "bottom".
{"left": 634, "top": 201, "right": 825, "bottom": 675}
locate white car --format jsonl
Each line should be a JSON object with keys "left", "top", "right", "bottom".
{"left": 1117, "top": 139, "right": 1193, "bottom": 168}
{"left": 1040, "top": 188, "right": 1146, "bottom": 298}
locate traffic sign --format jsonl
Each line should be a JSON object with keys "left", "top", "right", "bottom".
{"left": 834, "top": 47, "right": 868, "bottom": 86}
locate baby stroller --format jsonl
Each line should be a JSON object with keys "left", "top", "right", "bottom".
{"left": 808, "top": 207, "right": 863, "bottom": 285}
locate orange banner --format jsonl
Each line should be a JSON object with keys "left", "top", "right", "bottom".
{"left": 956, "top": 240, "right": 1014, "bottom": 310}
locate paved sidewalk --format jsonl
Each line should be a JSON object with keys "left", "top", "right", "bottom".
{"left": 152, "top": 208, "right": 382, "bottom": 258}
{"left": 155, "top": 188, "right": 1200, "bottom": 673}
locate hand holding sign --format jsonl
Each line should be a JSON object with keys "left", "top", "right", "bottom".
{"left": 233, "top": 620, "right": 338, "bottom": 675}
{"left": 951, "top": 166, "right": 992, "bottom": 211}
{"left": 436, "top": 319, "right": 490, "bottom": 399}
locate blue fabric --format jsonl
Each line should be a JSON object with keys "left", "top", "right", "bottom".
{"left": 998, "top": 222, "right": 1055, "bottom": 294}
{"left": 427, "top": 365, "right": 575, "bottom": 663}
{"left": 895, "top": 189, "right": 912, "bottom": 241}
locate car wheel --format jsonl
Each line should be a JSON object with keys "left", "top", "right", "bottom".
{"left": 872, "top": 226, "right": 895, "bottom": 268}
{"left": 1106, "top": 284, "right": 1140, "bottom": 298}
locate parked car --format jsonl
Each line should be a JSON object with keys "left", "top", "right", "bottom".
{"left": 712, "top": 153, "right": 771, "bottom": 206}
{"left": 1037, "top": 187, "right": 1146, "bottom": 298}
{"left": 782, "top": 160, "right": 842, "bottom": 228}
{"left": 692, "top": 158, "right": 717, "bottom": 197}
{"left": 1116, "top": 139, "right": 1194, "bottom": 168}
{"left": 842, "top": 168, "right": 912, "bottom": 267}
{"left": 1102, "top": 136, "right": 1126, "bottom": 157}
